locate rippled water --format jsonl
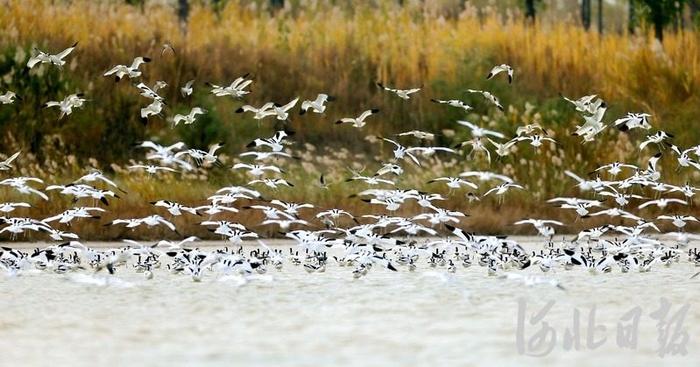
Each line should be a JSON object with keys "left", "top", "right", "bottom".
{"left": 0, "top": 239, "right": 698, "bottom": 366}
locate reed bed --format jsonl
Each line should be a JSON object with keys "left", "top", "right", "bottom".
{"left": 0, "top": 0, "right": 699, "bottom": 239}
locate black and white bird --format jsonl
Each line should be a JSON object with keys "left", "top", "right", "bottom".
{"left": 456, "top": 120, "right": 505, "bottom": 139}
{"left": 108, "top": 215, "right": 177, "bottom": 232}
{"left": 300, "top": 94, "right": 334, "bottom": 115}
{"left": 173, "top": 107, "right": 207, "bottom": 126}
{"left": 397, "top": 130, "right": 436, "bottom": 141}
{"left": 43, "top": 207, "right": 105, "bottom": 224}
{"left": 428, "top": 177, "right": 478, "bottom": 190}
{"left": 336, "top": 109, "right": 380, "bottom": 128}
{"left": 483, "top": 183, "right": 525, "bottom": 198}
{"left": 248, "top": 178, "right": 294, "bottom": 189}
{"left": 592, "top": 162, "right": 639, "bottom": 177}
{"left": 614, "top": 113, "right": 652, "bottom": 131}
{"left": 639, "top": 131, "right": 673, "bottom": 151}
{"left": 75, "top": 170, "right": 123, "bottom": 192}
{"left": 638, "top": 198, "right": 686, "bottom": 210}
{"left": 183, "top": 143, "right": 224, "bottom": 166}
{"left": 0, "top": 91, "right": 19, "bottom": 105}
{"left": 460, "top": 171, "right": 513, "bottom": 183}
{"left": 246, "top": 131, "right": 294, "bottom": 152}
{"left": 465, "top": 89, "right": 504, "bottom": 111}
{"left": 430, "top": 99, "right": 473, "bottom": 112}
{"left": 136, "top": 81, "right": 167, "bottom": 101}
{"left": 0, "top": 177, "right": 48, "bottom": 200}
{"left": 486, "top": 64, "right": 514, "bottom": 84}
{"left": 515, "top": 134, "right": 557, "bottom": 149}
{"left": 232, "top": 163, "right": 284, "bottom": 177}
{"left": 376, "top": 82, "right": 421, "bottom": 100}
{"left": 180, "top": 80, "right": 195, "bottom": 97}
{"left": 207, "top": 74, "right": 252, "bottom": 99}
{"left": 657, "top": 215, "right": 698, "bottom": 229}
{"left": 561, "top": 94, "right": 604, "bottom": 114}
{"left": 140, "top": 100, "right": 164, "bottom": 119}
{"left": 270, "top": 200, "right": 314, "bottom": 216}
{"left": 0, "top": 151, "right": 21, "bottom": 171}
{"left": 0, "top": 202, "right": 30, "bottom": 213}
{"left": 239, "top": 151, "right": 294, "bottom": 161}
{"left": 380, "top": 138, "right": 421, "bottom": 165}
{"left": 26, "top": 42, "right": 78, "bottom": 69}
{"left": 236, "top": 102, "right": 276, "bottom": 120}
{"left": 488, "top": 138, "right": 518, "bottom": 158}
{"left": 669, "top": 145, "right": 700, "bottom": 170}
{"left": 151, "top": 200, "right": 199, "bottom": 216}
{"left": 513, "top": 219, "right": 564, "bottom": 238}
{"left": 128, "top": 165, "right": 178, "bottom": 175}
{"left": 270, "top": 97, "right": 300, "bottom": 121}
{"left": 43, "top": 93, "right": 87, "bottom": 119}
{"left": 103, "top": 56, "right": 151, "bottom": 81}
{"left": 516, "top": 123, "right": 548, "bottom": 137}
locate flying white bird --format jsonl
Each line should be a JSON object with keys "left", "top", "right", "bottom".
{"left": 27, "top": 42, "right": 78, "bottom": 69}
{"left": 614, "top": 112, "right": 652, "bottom": 131}
{"left": 456, "top": 120, "right": 505, "bottom": 139}
{"left": 397, "top": 130, "right": 436, "bottom": 141}
{"left": 593, "top": 162, "right": 639, "bottom": 177}
{"left": 43, "top": 207, "right": 105, "bottom": 224}
{"left": 232, "top": 163, "right": 284, "bottom": 177}
{"left": 381, "top": 138, "right": 421, "bottom": 165}
{"left": 483, "top": 183, "right": 525, "bottom": 198}
{"left": 465, "top": 89, "right": 504, "bottom": 111}
{"left": 639, "top": 131, "right": 673, "bottom": 151}
{"left": 151, "top": 200, "right": 199, "bottom": 216}
{"left": 0, "top": 202, "right": 31, "bottom": 213}
{"left": 514, "top": 219, "right": 564, "bottom": 238}
{"left": 561, "top": 94, "right": 604, "bottom": 114}
{"left": 459, "top": 171, "right": 513, "bottom": 183}
{"left": 75, "top": 171, "right": 123, "bottom": 192}
{"left": 108, "top": 215, "right": 177, "bottom": 232}
{"left": 246, "top": 130, "right": 294, "bottom": 152}
{"left": 0, "top": 151, "right": 21, "bottom": 171}
{"left": 173, "top": 107, "right": 207, "bottom": 126}
{"left": 270, "top": 97, "right": 300, "bottom": 121}
{"left": 427, "top": 177, "right": 478, "bottom": 190}
{"left": 0, "top": 91, "right": 19, "bottom": 105}
{"left": 657, "top": 215, "right": 698, "bottom": 229}
{"left": 103, "top": 56, "right": 151, "bottom": 81}
{"left": 43, "top": 93, "right": 87, "bottom": 119}
{"left": 376, "top": 82, "right": 421, "bottom": 100}
{"left": 180, "top": 80, "right": 195, "bottom": 97}
{"left": 128, "top": 165, "right": 177, "bottom": 174}
{"left": 300, "top": 94, "right": 334, "bottom": 115}
{"left": 235, "top": 102, "right": 277, "bottom": 120}
{"left": 136, "top": 81, "right": 167, "bottom": 101}
{"left": 335, "top": 109, "right": 380, "bottom": 128}
{"left": 638, "top": 198, "right": 687, "bottom": 210}
{"left": 248, "top": 178, "right": 294, "bottom": 189}
{"left": 515, "top": 134, "right": 558, "bottom": 149}
{"left": 486, "top": 64, "right": 514, "bottom": 84}
{"left": 430, "top": 98, "right": 473, "bottom": 112}
{"left": 141, "top": 99, "right": 164, "bottom": 119}
{"left": 207, "top": 74, "right": 252, "bottom": 99}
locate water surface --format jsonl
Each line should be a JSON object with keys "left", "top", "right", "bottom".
{"left": 0, "top": 239, "right": 698, "bottom": 366}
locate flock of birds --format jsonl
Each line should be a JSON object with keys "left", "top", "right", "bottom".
{"left": 2, "top": 42, "right": 700, "bottom": 287}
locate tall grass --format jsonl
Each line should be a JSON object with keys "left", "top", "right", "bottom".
{"left": 0, "top": 0, "right": 700, "bottom": 239}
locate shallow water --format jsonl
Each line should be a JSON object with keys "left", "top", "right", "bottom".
{"left": 0, "top": 239, "right": 698, "bottom": 367}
